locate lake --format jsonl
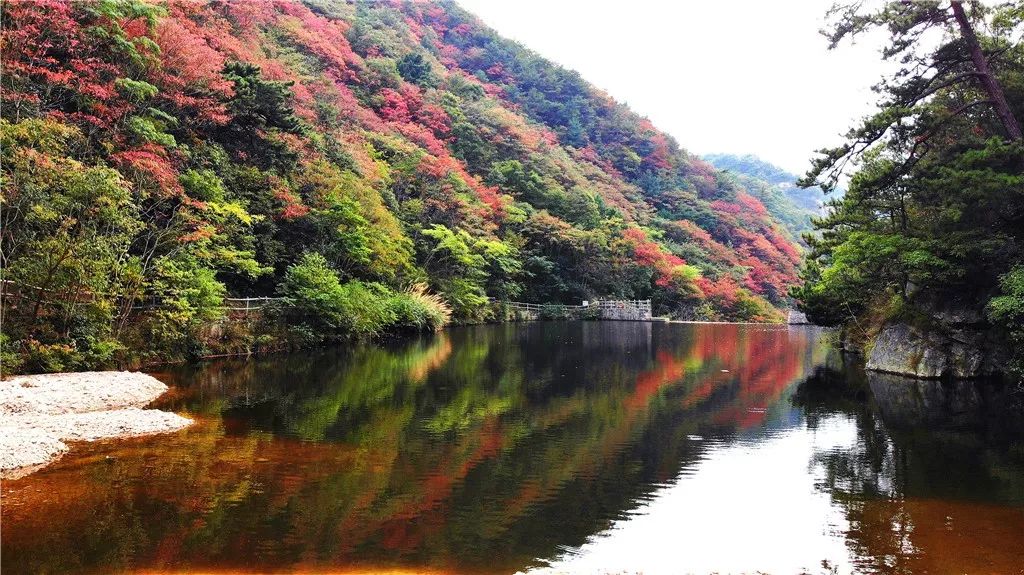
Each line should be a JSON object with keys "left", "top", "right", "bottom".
{"left": 3, "top": 322, "right": 1023, "bottom": 574}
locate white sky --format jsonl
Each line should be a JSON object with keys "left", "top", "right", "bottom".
{"left": 456, "top": 0, "right": 891, "bottom": 176}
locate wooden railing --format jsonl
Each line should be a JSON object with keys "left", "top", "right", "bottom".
{"left": 220, "top": 297, "right": 285, "bottom": 311}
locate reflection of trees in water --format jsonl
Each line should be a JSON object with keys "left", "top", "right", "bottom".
{"left": 794, "top": 362, "right": 1024, "bottom": 574}
{"left": 5, "top": 323, "right": 830, "bottom": 574}
{"left": 793, "top": 361, "right": 895, "bottom": 497}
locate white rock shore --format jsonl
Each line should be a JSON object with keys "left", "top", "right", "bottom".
{"left": 1, "top": 371, "right": 192, "bottom": 479}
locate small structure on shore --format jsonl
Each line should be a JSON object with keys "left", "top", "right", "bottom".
{"left": 787, "top": 310, "right": 813, "bottom": 325}
{"left": 591, "top": 299, "right": 653, "bottom": 321}
{"left": 497, "top": 299, "right": 653, "bottom": 321}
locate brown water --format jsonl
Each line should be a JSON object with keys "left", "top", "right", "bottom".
{"left": 2, "top": 322, "right": 1023, "bottom": 574}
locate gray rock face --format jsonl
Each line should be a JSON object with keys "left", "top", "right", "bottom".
{"left": 866, "top": 321, "right": 1004, "bottom": 379}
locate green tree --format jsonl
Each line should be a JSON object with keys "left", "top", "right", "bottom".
{"left": 218, "top": 61, "right": 303, "bottom": 171}
{"left": 420, "top": 224, "right": 522, "bottom": 317}
{"left": 397, "top": 52, "right": 436, "bottom": 87}
{"left": 794, "top": 1, "right": 1024, "bottom": 372}
{"left": 1, "top": 119, "right": 142, "bottom": 371}
{"left": 988, "top": 266, "right": 1024, "bottom": 375}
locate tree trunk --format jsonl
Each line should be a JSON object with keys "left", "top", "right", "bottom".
{"left": 951, "top": 1, "right": 1023, "bottom": 141}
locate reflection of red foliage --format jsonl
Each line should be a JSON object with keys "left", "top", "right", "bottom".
{"left": 681, "top": 325, "right": 809, "bottom": 429}
{"left": 628, "top": 351, "right": 686, "bottom": 411}
{"left": 363, "top": 418, "right": 508, "bottom": 553}
{"left": 4, "top": 326, "right": 821, "bottom": 569}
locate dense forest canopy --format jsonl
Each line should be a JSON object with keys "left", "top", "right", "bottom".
{"left": 0, "top": 0, "right": 805, "bottom": 372}
{"left": 793, "top": 1, "right": 1024, "bottom": 376}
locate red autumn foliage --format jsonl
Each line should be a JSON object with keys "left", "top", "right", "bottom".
{"left": 697, "top": 275, "right": 741, "bottom": 308}
{"left": 437, "top": 44, "right": 461, "bottom": 68}
{"left": 415, "top": 103, "right": 452, "bottom": 136}
{"left": 622, "top": 227, "right": 688, "bottom": 288}
{"left": 178, "top": 226, "right": 215, "bottom": 244}
{"left": 378, "top": 88, "right": 415, "bottom": 123}
{"left": 688, "top": 161, "right": 720, "bottom": 198}
{"left": 110, "top": 144, "right": 183, "bottom": 197}
{"left": 273, "top": 182, "right": 310, "bottom": 220}
{"left": 152, "top": 15, "right": 233, "bottom": 126}
{"left": 396, "top": 122, "right": 448, "bottom": 156}
{"left": 735, "top": 191, "right": 769, "bottom": 217}
{"left": 1, "top": 0, "right": 136, "bottom": 128}
{"left": 275, "top": 5, "right": 360, "bottom": 83}
{"left": 0, "top": 0, "right": 807, "bottom": 321}
{"left": 485, "top": 63, "right": 510, "bottom": 82}
{"left": 450, "top": 23, "right": 473, "bottom": 37}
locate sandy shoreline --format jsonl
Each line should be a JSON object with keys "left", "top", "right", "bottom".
{"left": 0, "top": 371, "right": 193, "bottom": 479}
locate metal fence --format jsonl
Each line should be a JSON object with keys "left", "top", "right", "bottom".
{"left": 499, "top": 301, "right": 584, "bottom": 312}
{"left": 2, "top": 279, "right": 652, "bottom": 319}
{"left": 0, "top": 280, "right": 286, "bottom": 314}
{"left": 495, "top": 299, "right": 652, "bottom": 320}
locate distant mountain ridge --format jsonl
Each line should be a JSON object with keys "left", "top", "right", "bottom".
{"left": 703, "top": 153, "right": 837, "bottom": 242}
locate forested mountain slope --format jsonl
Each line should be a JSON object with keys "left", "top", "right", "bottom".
{"left": 703, "top": 153, "right": 830, "bottom": 243}
{"left": 1, "top": 0, "right": 803, "bottom": 372}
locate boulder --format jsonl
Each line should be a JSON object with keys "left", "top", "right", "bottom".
{"left": 866, "top": 321, "right": 1005, "bottom": 379}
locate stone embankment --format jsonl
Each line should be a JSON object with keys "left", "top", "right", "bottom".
{"left": 0, "top": 371, "right": 192, "bottom": 479}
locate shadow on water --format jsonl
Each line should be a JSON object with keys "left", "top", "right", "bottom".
{"left": 794, "top": 359, "right": 1024, "bottom": 574}
{"left": 2, "top": 322, "right": 1023, "bottom": 574}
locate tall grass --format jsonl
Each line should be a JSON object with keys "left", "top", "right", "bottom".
{"left": 389, "top": 283, "right": 452, "bottom": 332}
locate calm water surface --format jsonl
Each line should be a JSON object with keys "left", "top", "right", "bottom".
{"left": 3, "top": 322, "right": 1023, "bottom": 574}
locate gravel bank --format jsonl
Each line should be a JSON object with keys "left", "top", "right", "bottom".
{"left": 1, "top": 371, "right": 192, "bottom": 479}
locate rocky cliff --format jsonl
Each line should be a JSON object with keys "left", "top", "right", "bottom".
{"left": 865, "top": 304, "right": 1009, "bottom": 379}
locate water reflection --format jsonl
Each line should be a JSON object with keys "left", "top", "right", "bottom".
{"left": 799, "top": 365, "right": 1024, "bottom": 575}
{"left": 2, "top": 322, "right": 1022, "bottom": 574}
